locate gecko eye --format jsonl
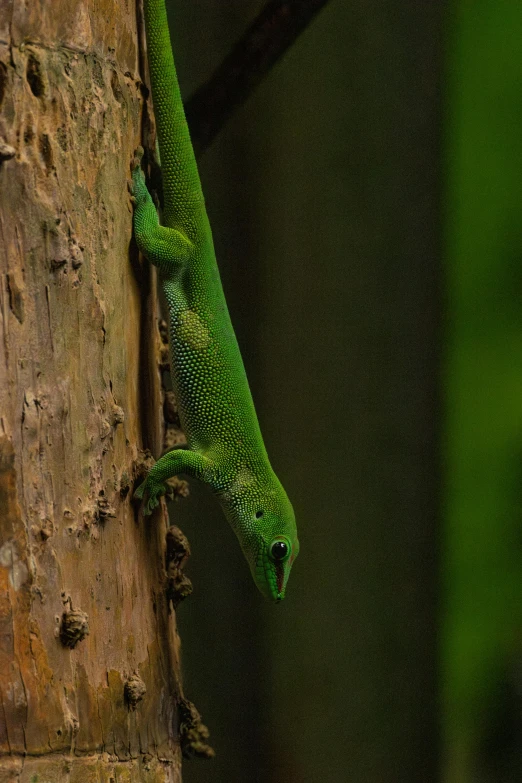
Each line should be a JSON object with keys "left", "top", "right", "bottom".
{"left": 270, "top": 540, "right": 289, "bottom": 561}
{"left": 255, "top": 510, "right": 263, "bottom": 519}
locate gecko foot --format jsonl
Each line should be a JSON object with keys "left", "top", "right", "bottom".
{"left": 132, "top": 145, "right": 144, "bottom": 170}
{"left": 134, "top": 475, "right": 167, "bottom": 516}
{"left": 130, "top": 147, "right": 147, "bottom": 203}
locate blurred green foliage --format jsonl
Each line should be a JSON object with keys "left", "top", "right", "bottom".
{"left": 444, "top": 2, "right": 522, "bottom": 780}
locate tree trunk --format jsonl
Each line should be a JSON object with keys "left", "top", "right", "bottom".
{"left": 0, "top": 2, "right": 185, "bottom": 780}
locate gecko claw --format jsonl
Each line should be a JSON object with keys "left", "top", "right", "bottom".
{"left": 132, "top": 145, "right": 144, "bottom": 169}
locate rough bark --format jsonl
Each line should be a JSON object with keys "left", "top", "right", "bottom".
{"left": 0, "top": 1, "right": 185, "bottom": 780}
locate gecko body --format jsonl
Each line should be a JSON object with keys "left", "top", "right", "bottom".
{"left": 132, "top": 0, "right": 299, "bottom": 600}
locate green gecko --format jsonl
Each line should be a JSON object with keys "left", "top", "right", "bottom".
{"left": 132, "top": 0, "right": 299, "bottom": 601}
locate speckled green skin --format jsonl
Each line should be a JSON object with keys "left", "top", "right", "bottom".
{"left": 132, "top": 0, "right": 298, "bottom": 600}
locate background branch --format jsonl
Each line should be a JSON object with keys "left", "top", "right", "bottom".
{"left": 185, "top": 0, "right": 332, "bottom": 156}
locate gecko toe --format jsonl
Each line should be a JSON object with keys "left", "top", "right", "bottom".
{"left": 134, "top": 481, "right": 146, "bottom": 500}
{"left": 132, "top": 146, "right": 144, "bottom": 168}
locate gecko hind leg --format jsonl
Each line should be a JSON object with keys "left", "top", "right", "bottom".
{"left": 131, "top": 149, "right": 192, "bottom": 275}
{"left": 135, "top": 449, "right": 212, "bottom": 515}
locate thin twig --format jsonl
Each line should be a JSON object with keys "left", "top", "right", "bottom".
{"left": 186, "top": 0, "right": 332, "bottom": 156}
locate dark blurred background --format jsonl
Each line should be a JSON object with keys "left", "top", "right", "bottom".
{"left": 167, "top": 1, "right": 522, "bottom": 781}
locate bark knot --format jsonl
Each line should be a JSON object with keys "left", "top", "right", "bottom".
{"left": 60, "top": 604, "right": 89, "bottom": 649}
{"left": 124, "top": 674, "right": 146, "bottom": 709}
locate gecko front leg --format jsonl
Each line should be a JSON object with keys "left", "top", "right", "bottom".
{"left": 135, "top": 449, "right": 213, "bottom": 515}
{"left": 131, "top": 149, "right": 192, "bottom": 275}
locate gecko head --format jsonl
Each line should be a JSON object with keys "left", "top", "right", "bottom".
{"left": 251, "top": 528, "right": 300, "bottom": 602}
{"left": 219, "top": 478, "right": 299, "bottom": 602}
